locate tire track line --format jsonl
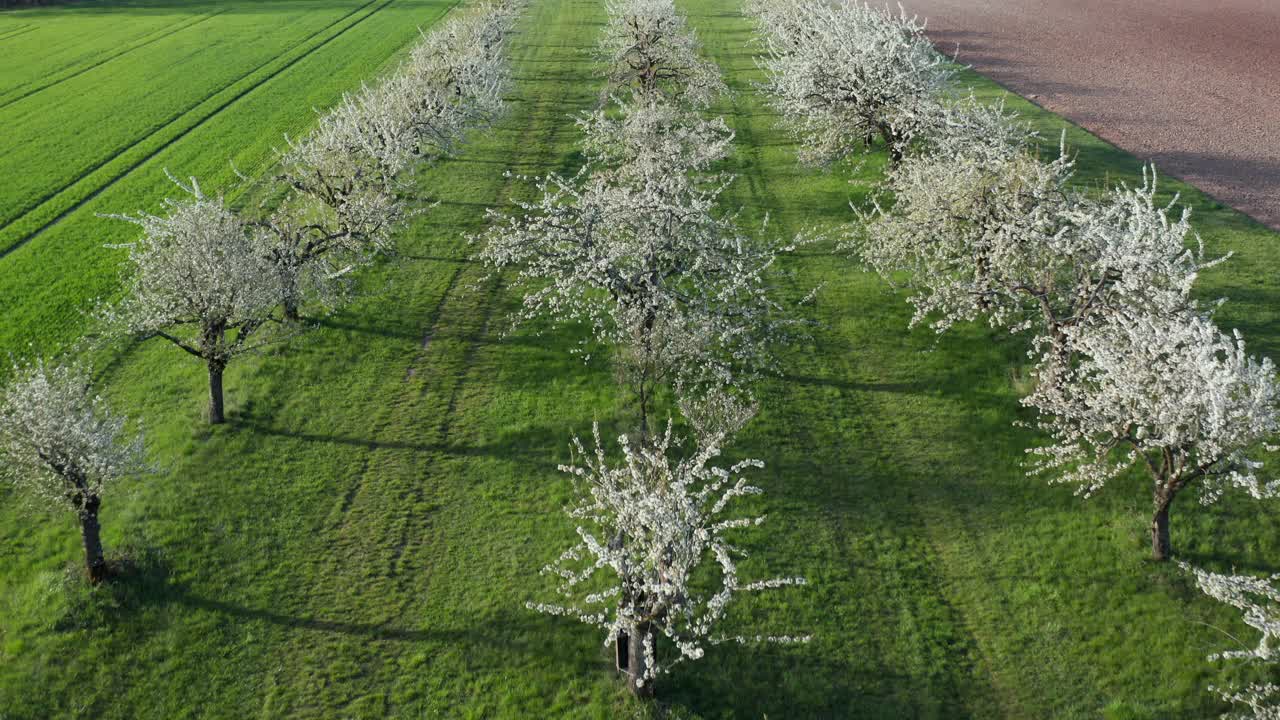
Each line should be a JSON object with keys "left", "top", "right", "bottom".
{"left": 278, "top": 0, "right": 474, "bottom": 589}
{"left": 0, "top": 0, "right": 395, "bottom": 261}
{"left": 0, "top": 11, "right": 228, "bottom": 110}
{"left": 297, "top": 10, "right": 593, "bottom": 640}
{"left": 379, "top": 38, "right": 600, "bottom": 630}
{"left": 0, "top": 25, "right": 34, "bottom": 42}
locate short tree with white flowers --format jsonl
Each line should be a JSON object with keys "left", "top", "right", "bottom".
{"left": 598, "top": 0, "right": 726, "bottom": 107}
{"left": 528, "top": 413, "right": 807, "bottom": 697}
{"left": 260, "top": 0, "right": 520, "bottom": 320}
{"left": 1024, "top": 308, "right": 1280, "bottom": 560}
{"left": 1183, "top": 563, "right": 1280, "bottom": 719}
{"left": 855, "top": 115, "right": 1073, "bottom": 335}
{"left": 0, "top": 361, "right": 147, "bottom": 583}
{"left": 477, "top": 99, "right": 800, "bottom": 435}
{"left": 751, "top": 0, "right": 955, "bottom": 164}
{"left": 106, "top": 177, "right": 282, "bottom": 425}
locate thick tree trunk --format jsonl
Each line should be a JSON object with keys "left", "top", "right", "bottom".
{"left": 620, "top": 621, "right": 655, "bottom": 698}
{"left": 615, "top": 630, "right": 628, "bottom": 674}
{"left": 79, "top": 496, "right": 107, "bottom": 584}
{"left": 1151, "top": 497, "right": 1173, "bottom": 561}
{"left": 208, "top": 361, "right": 226, "bottom": 424}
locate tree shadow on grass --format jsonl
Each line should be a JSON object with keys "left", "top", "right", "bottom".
{"left": 660, "top": 638, "right": 988, "bottom": 720}
{"left": 86, "top": 544, "right": 591, "bottom": 665}
{"left": 233, "top": 414, "right": 568, "bottom": 472}
{"left": 53, "top": 542, "right": 177, "bottom": 631}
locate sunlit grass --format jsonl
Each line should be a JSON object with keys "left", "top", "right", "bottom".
{"left": 1, "top": 0, "right": 1279, "bottom": 717}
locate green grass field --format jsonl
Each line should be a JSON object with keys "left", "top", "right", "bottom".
{"left": 3, "top": 0, "right": 1280, "bottom": 717}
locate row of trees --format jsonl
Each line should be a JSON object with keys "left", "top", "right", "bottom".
{"left": 478, "top": 0, "right": 808, "bottom": 697}
{"left": 750, "top": 0, "right": 1280, "bottom": 715}
{"left": 105, "top": 1, "right": 520, "bottom": 424}
{"left": 0, "top": 1, "right": 523, "bottom": 585}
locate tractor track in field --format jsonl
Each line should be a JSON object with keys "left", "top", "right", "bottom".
{"left": 0, "top": 25, "right": 34, "bottom": 42}
{"left": 0, "top": 11, "right": 228, "bottom": 111}
{"left": 375, "top": 68, "right": 579, "bottom": 625}
{"left": 292, "top": 0, "right": 470, "bottom": 544}
{"left": 374, "top": 33, "right": 598, "bottom": 619}
{"left": 273, "top": 17, "right": 592, "bottom": 680}
{"left": 0, "top": 0, "right": 395, "bottom": 262}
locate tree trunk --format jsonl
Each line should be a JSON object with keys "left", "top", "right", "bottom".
{"left": 208, "top": 361, "right": 226, "bottom": 424}
{"left": 615, "top": 630, "right": 628, "bottom": 675}
{"left": 880, "top": 125, "right": 904, "bottom": 164}
{"left": 283, "top": 296, "right": 301, "bottom": 323}
{"left": 620, "top": 621, "right": 655, "bottom": 698}
{"left": 1151, "top": 496, "right": 1173, "bottom": 561}
{"left": 79, "top": 496, "right": 107, "bottom": 584}
{"left": 635, "top": 310, "right": 657, "bottom": 441}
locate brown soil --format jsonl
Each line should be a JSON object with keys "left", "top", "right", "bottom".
{"left": 904, "top": 0, "right": 1280, "bottom": 230}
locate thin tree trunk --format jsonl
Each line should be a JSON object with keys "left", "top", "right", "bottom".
{"left": 636, "top": 310, "right": 657, "bottom": 440}
{"left": 208, "top": 361, "right": 226, "bottom": 424}
{"left": 880, "top": 125, "right": 903, "bottom": 164}
{"left": 79, "top": 495, "right": 107, "bottom": 584}
{"left": 1151, "top": 492, "right": 1173, "bottom": 561}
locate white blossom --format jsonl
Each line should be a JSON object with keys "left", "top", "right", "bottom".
{"left": 855, "top": 136, "right": 1075, "bottom": 334}
{"left": 1025, "top": 308, "right": 1280, "bottom": 557}
{"left": 528, "top": 416, "right": 807, "bottom": 689}
{"left": 577, "top": 95, "right": 734, "bottom": 177}
{"left": 0, "top": 360, "right": 145, "bottom": 513}
{"left": 476, "top": 98, "right": 802, "bottom": 428}
{"left": 0, "top": 360, "right": 147, "bottom": 581}
{"left": 859, "top": 153, "right": 1226, "bottom": 366}
{"left": 749, "top": 0, "right": 955, "bottom": 164}
{"left": 260, "top": 0, "right": 523, "bottom": 317}
{"left": 1184, "top": 563, "right": 1280, "bottom": 719}
{"left": 103, "top": 176, "right": 283, "bottom": 423}
{"left": 598, "top": 0, "right": 726, "bottom": 107}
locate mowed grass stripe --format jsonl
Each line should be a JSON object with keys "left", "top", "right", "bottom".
{"left": 0, "top": 0, "right": 391, "bottom": 254}
{"left": 0, "top": 10, "right": 228, "bottom": 110}
{"left": 244, "top": 7, "right": 621, "bottom": 715}
{"left": 671, "top": 2, "right": 1011, "bottom": 716}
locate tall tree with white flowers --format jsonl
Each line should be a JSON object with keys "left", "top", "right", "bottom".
{"left": 0, "top": 361, "right": 147, "bottom": 583}
{"left": 477, "top": 99, "right": 800, "bottom": 435}
{"left": 106, "top": 177, "right": 282, "bottom": 425}
{"left": 1024, "top": 308, "right": 1280, "bottom": 560}
{"left": 751, "top": 0, "right": 955, "bottom": 164}
{"left": 528, "top": 412, "right": 807, "bottom": 697}
{"left": 598, "top": 0, "right": 726, "bottom": 107}
{"left": 1183, "top": 563, "right": 1280, "bottom": 719}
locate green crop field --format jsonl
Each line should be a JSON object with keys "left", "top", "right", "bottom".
{"left": 0, "top": 0, "right": 460, "bottom": 354}
{"left": 3, "top": 0, "right": 1280, "bottom": 717}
